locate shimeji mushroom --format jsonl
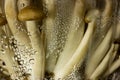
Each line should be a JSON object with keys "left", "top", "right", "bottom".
{"left": 4, "top": 0, "right": 31, "bottom": 46}
{"left": 90, "top": 41, "right": 119, "bottom": 79}
{"left": 0, "top": 0, "right": 120, "bottom": 80}
{"left": 54, "top": 8, "right": 100, "bottom": 79}
{"left": 54, "top": 0, "right": 85, "bottom": 79}
{"left": 85, "top": 0, "right": 114, "bottom": 78}
{"left": 42, "top": 0, "right": 57, "bottom": 74}
{"left": 18, "top": 0, "right": 45, "bottom": 80}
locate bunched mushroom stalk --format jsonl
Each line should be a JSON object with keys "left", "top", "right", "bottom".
{"left": 54, "top": 9, "right": 100, "bottom": 79}
{"left": 0, "top": 3, "right": 19, "bottom": 79}
{"left": 54, "top": 0, "right": 85, "bottom": 75}
{"left": 43, "top": 0, "right": 57, "bottom": 74}
{"left": 85, "top": 0, "right": 114, "bottom": 78}
{"left": 0, "top": 0, "right": 120, "bottom": 80}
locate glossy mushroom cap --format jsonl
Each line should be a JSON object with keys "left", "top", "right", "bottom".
{"left": 18, "top": 6, "right": 45, "bottom": 21}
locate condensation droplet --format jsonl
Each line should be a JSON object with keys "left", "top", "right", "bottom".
{"left": 17, "top": 54, "right": 21, "bottom": 59}
{"left": 0, "top": 39, "right": 4, "bottom": 43}
{"left": 29, "top": 59, "right": 34, "bottom": 64}
{"left": 28, "top": 69, "right": 32, "bottom": 73}
{"left": 0, "top": 49, "right": 5, "bottom": 54}
{"left": 14, "top": 40, "right": 17, "bottom": 44}
{"left": 14, "top": 56, "right": 18, "bottom": 61}
{"left": 19, "top": 60, "right": 24, "bottom": 65}
{"left": 2, "top": 43, "right": 8, "bottom": 49}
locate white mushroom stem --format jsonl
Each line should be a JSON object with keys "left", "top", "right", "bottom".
{"left": 104, "top": 55, "right": 120, "bottom": 76}
{"left": 54, "top": 0, "right": 85, "bottom": 76}
{"left": 88, "top": 0, "right": 112, "bottom": 56}
{"left": 104, "top": 45, "right": 119, "bottom": 77}
{"left": 42, "top": 0, "right": 57, "bottom": 73}
{"left": 54, "top": 8, "right": 99, "bottom": 79}
{"left": 90, "top": 43, "right": 115, "bottom": 79}
{"left": 109, "top": 44, "right": 119, "bottom": 65}
{"left": 85, "top": 26, "right": 113, "bottom": 78}
{"left": 4, "top": 0, "right": 31, "bottom": 46}
{"left": 26, "top": 21, "right": 45, "bottom": 80}
{"left": 85, "top": 0, "right": 113, "bottom": 78}
{"left": 102, "top": 0, "right": 112, "bottom": 20}
{"left": 115, "top": 22, "right": 120, "bottom": 42}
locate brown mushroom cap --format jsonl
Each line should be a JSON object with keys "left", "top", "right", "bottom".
{"left": 0, "top": 13, "right": 7, "bottom": 26}
{"left": 18, "top": 6, "right": 45, "bottom": 21}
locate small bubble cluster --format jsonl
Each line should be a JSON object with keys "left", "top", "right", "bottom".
{"left": 0, "top": 34, "right": 8, "bottom": 55}
{"left": 46, "top": 0, "right": 75, "bottom": 58}
{"left": 8, "top": 36, "right": 36, "bottom": 80}
{"left": 11, "top": 65, "right": 31, "bottom": 80}
{"left": 15, "top": 21, "right": 31, "bottom": 36}
{"left": 64, "top": 64, "right": 83, "bottom": 80}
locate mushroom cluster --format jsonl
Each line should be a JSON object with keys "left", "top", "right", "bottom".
{"left": 0, "top": 0, "right": 120, "bottom": 80}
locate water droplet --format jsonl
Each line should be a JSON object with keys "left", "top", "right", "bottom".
{"left": 2, "top": 43, "right": 8, "bottom": 49}
{"left": 14, "top": 56, "right": 18, "bottom": 61}
{"left": 0, "top": 39, "right": 4, "bottom": 43}
{"left": 28, "top": 69, "right": 32, "bottom": 73}
{"left": 29, "top": 59, "right": 34, "bottom": 64}
{"left": 14, "top": 39, "right": 17, "bottom": 44}
{"left": 17, "top": 54, "right": 21, "bottom": 59}
{"left": 22, "top": 66, "right": 27, "bottom": 72}
{"left": 0, "top": 49, "right": 5, "bottom": 54}
{"left": 19, "top": 60, "right": 24, "bottom": 65}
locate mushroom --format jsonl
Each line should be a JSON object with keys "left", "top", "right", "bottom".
{"left": 54, "top": 7, "right": 100, "bottom": 79}
{"left": 18, "top": 0, "right": 45, "bottom": 79}
{"left": 85, "top": 0, "right": 114, "bottom": 78}
{"left": 53, "top": 0, "right": 85, "bottom": 79}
